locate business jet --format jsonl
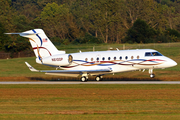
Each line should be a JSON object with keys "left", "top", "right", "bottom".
{"left": 6, "top": 29, "right": 177, "bottom": 82}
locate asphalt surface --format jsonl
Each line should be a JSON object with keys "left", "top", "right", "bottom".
{"left": 0, "top": 81, "right": 180, "bottom": 84}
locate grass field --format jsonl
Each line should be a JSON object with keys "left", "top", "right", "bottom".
{"left": 0, "top": 42, "right": 179, "bottom": 81}
{"left": 0, "top": 84, "right": 180, "bottom": 120}
{"left": 0, "top": 43, "right": 180, "bottom": 119}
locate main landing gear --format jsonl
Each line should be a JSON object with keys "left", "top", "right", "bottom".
{"left": 80, "top": 75, "right": 103, "bottom": 82}
{"left": 81, "top": 76, "right": 88, "bottom": 82}
{"left": 95, "top": 76, "right": 103, "bottom": 81}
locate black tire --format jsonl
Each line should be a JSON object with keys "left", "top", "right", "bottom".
{"left": 81, "top": 76, "right": 87, "bottom": 82}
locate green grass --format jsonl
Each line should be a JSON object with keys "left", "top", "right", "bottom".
{"left": 1, "top": 114, "right": 180, "bottom": 120}
{"left": 0, "top": 57, "right": 48, "bottom": 77}
{"left": 0, "top": 84, "right": 180, "bottom": 120}
{"left": 0, "top": 43, "right": 180, "bottom": 119}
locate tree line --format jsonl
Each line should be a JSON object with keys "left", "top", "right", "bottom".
{"left": 1, "top": 0, "right": 180, "bottom": 53}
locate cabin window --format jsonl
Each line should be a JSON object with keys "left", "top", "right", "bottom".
{"left": 137, "top": 56, "right": 139, "bottom": 59}
{"left": 125, "top": 56, "right": 128, "bottom": 60}
{"left": 108, "top": 57, "right": 111, "bottom": 60}
{"left": 114, "top": 57, "right": 116, "bottom": 60}
{"left": 102, "top": 57, "right": 105, "bottom": 61}
{"left": 131, "top": 56, "right": 133, "bottom": 59}
{"left": 145, "top": 52, "right": 152, "bottom": 56}
{"left": 145, "top": 52, "right": 163, "bottom": 57}
{"left": 120, "top": 56, "right": 122, "bottom": 60}
{"left": 97, "top": 57, "right": 99, "bottom": 61}
{"left": 152, "top": 52, "right": 163, "bottom": 56}
{"left": 85, "top": 58, "right": 88, "bottom": 61}
{"left": 91, "top": 58, "right": 93, "bottom": 61}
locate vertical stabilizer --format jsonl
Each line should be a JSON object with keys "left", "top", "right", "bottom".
{"left": 6, "top": 29, "right": 65, "bottom": 61}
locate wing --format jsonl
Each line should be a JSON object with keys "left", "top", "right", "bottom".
{"left": 25, "top": 62, "right": 112, "bottom": 77}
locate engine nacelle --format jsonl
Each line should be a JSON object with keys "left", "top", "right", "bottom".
{"left": 36, "top": 54, "right": 73, "bottom": 66}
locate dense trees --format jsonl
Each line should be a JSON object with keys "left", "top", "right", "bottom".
{"left": 125, "top": 19, "right": 157, "bottom": 43}
{"left": 1, "top": 0, "right": 180, "bottom": 53}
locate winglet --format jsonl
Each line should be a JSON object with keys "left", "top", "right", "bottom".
{"left": 25, "top": 62, "right": 39, "bottom": 72}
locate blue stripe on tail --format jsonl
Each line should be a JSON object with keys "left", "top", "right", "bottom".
{"left": 32, "top": 29, "right": 42, "bottom": 47}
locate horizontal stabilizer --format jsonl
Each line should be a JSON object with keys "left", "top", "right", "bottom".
{"left": 5, "top": 33, "right": 39, "bottom": 36}
{"left": 25, "top": 62, "right": 39, "bottom": 72}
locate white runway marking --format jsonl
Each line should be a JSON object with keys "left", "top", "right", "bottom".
{"left": 0, "top": 81, "right": 180, "bottom": 84}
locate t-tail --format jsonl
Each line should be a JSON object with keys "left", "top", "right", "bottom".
{"left": 6, "top": 29, "right": 73, "bottom": 66}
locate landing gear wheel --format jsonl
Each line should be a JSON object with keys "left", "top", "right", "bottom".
{"left": 95, "top": 76, "right": 103, "bottom": 81}
{"left": 96, "top": 76, "right": 100, "bottom": 81}
{"left": 150, "top": 74, "right": 155, "bottom": 78}
{"left": 81, "top": 76, "right": 87, "bottom": 82}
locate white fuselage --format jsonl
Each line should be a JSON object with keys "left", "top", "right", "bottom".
{"left": 53, "top": 49, "right": 177, "bottom": 75}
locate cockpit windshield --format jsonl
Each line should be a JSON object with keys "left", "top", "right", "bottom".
{"left": 145, "top": 52, "right": 163, "bottom": 57}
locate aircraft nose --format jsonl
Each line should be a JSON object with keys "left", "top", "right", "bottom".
{"left": 168, "top": 59, "right": 177, "bottom": 67}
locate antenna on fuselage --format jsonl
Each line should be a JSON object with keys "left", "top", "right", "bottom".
{"left": 93, "top": 46, "right": 95, "bottom": 51}
{"left": 123, "top": 44, "right": 125, "bottom": 50}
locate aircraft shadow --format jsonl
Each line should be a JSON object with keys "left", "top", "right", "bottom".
{"left": 27, "top": 77, "right": 161, "bottom": 82}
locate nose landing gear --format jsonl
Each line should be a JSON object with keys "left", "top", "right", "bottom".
{"left": 149, "top": 69, "right": 155, "bottom": 78}
{"left": 150, "top": 74, "right": 155, "bottom": 78}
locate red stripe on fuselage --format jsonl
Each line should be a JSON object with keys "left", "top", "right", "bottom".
{"left": 147, "top": 59, "right": 165, "bottom": 61}
{"left": 33, "top": 47, "right": 52, "bottom": 56}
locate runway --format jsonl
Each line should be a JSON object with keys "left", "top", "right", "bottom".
{"left": 0, "top": 81, "right": 180, "bottom": 84}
